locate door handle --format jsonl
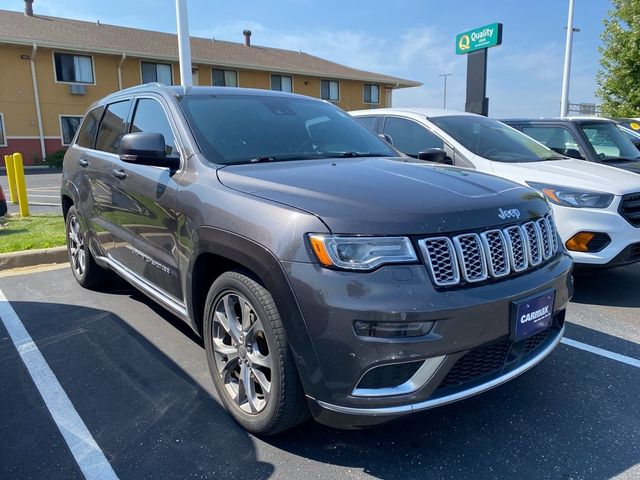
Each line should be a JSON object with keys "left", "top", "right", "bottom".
{"left": 78, "top": 158, "right": 89, "bottom": 167}
{"left": 112, "top": 169, "right": 128, "bottom": 180}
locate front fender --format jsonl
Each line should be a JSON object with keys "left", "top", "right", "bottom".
{"left": 186, "top": 226, "right": 324, "bottom": 399}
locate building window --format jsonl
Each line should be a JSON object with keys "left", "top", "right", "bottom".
{"left": 271, "top": 75, "right": 293, "bottom": 92}
{"left": 321, "top": 79, "right": 339, "bottom": 101}
{"left": 0, "top": 113, "right": 6, "bottom": 147}
{"left": 141, "top": 61, "right": 173, "bottom": 85}
{"left": 54, "top": 52, "right": 94, "bottom": 83}
{"left": 212, "top": 68, "right": 238, "bottom": 87}
{"left": 364, "top": 84, "right": 380, "bottom": 104}
{"left": 60, "top": 116, "right": 83, "bottom": 146}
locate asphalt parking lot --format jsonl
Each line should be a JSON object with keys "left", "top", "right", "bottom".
{"left": 0, "top": 170, "right": 62, "bottom": 215}
{"left": 0, "top": 264, "right": 639, "bottom": 480}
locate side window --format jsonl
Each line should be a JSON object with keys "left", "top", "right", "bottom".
{"left": 76, "top": 107, "right": 104, "bottom": 149}
{"left": 355, "top": 116, "right": 377, "bottom": 131}
{"left": 521, "top": 126, "right": 584, "bottom": 159}
{"left": 383, "top": 117, "right": 443, "bottom": 157}
{"left": 95, "top": 100, "right": 131, "bottom": 154}
{"left": 60, "top": 116, "right": 83, "bottom": 146}
{"left": 130, "top": 98, "right": 177, "bottom": 157}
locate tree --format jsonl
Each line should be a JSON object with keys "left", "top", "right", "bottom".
{"left": 597, "top": 0, "right": 640, "bottom": 117}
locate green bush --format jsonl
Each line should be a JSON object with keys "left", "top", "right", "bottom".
{"left": 45, "top": 149, "right": 67, "bottom": 168}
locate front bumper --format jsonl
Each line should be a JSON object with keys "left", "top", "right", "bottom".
{"left": 282, "top": 252, "right": 573, "bottom": 428}
{"left": 309, "top": 323, "right": 565, "bottom": 428}
{"left": 552, "top": 201, "right": 640, "bottom": 266}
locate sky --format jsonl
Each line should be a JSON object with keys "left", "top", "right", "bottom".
{"left": 4, "top": 0, "right": 612, "bottom": 117}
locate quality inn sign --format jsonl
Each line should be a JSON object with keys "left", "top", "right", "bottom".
{"left": 456, "top": 23, "right": 503, "bottom": 55}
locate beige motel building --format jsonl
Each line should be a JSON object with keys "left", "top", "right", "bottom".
{"left": 0, "top": 4, "right": 420, "bottom": 166}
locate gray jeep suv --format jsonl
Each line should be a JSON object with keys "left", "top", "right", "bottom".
{"left": 61, "top": 85, "right": 573, "bottom": 434}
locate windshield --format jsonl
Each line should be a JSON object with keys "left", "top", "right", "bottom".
{"left": 179, "top": 94, "right": 397, "bottom": 164}
{"left": 429, "top": 115, "right": 560, "bottom": 162}
{"left": 580, "top": 122, "right": 640, "bottom": 160}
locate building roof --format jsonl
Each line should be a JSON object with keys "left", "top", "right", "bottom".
{"left": 0, "top": 9, "right": 421, "bottom": 88}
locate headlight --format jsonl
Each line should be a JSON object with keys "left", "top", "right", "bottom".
{"left": 527, "top": 182, "right": 614, "bottom": 209}
{"left": 308, "top": 234, "right": 417, "bottom": 270}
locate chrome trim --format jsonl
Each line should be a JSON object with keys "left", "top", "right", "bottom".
{"left": 453, "top": 233, "right": 488, "bottom": 282}
{"left": 523, "top": 221, "right": 543, "bottom": 267}
{"left": 480, "top": 229, "right": 511, "bottom": 278}
{"left": 419, "top": 237, "right": 460, "bottom": 287}
{"left": 96, "top": 254, "right": 189, "bottom": 320}
{"left": 313, "top": 325, "right": 564, "bottom": 417}
{"left": 504, "top": 225, "right": 529, "bottom": 272}
{"left": 352, "top": 355, "right": 446, "bottom": 398}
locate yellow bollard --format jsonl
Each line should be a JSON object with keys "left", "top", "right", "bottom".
{"left": 4, "top": 154, "right": 18, "bottom": 204}
{"left": 12, "top": 152, "right": 30, "bottom": 217}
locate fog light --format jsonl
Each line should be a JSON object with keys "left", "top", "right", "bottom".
{"left": 565, "top": 232, "right": 611, "bottom": 252}
{"left": 353, "top": 320, "right": 434, "bottom": 338}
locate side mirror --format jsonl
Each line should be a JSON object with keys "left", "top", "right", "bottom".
{"left": 379, "top": 133, "right": 393, "bottom": 145}
{"left": 564, "top": 148, "right": 583, "bottom": 159}
{"left": 417, "top": 148, "right": 452, "bottom": 164}
{"left": 119, "top": 132, "right": 180, "bottom": 170}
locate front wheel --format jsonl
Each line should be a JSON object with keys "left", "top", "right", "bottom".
{"left": 203, "top": 271, "right": 308, "bottom": 435}
{"left": 65, "top": 205, "right": 108, "bottom": 288}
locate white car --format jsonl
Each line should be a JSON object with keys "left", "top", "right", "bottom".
{"left": 350, "top": 108, "right": 640, "bottom": 268}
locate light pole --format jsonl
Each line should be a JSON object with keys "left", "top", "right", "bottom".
{"left": 439, "top": 73, "right": 453, "bottom": 109}
{"left": 560, "top": 0, "right": 577, "bottom": 117}
{"left": 175, "top": 0, "right": 193, "bottom": 88}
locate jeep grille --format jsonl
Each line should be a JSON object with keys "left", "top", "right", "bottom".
{"left": 419, "top": 214, "right": 559, "bottom": 287}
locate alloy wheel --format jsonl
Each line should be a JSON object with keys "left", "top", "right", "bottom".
{"left": 68, "top": 215, "right": 86, "bottom": 278}
{"left": 212, "top": 292, "right": 273, "bottom": 414}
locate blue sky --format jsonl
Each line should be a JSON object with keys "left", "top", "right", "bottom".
{"left": 5, "top": 0, "right": 611, "bottom": 116}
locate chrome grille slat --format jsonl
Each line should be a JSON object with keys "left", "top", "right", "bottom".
{"left": 504, "top": 225, "right": 528, "bottom": 272}
{"left": 453, "top": 233, "right": 488, "bottom": 282}
{"left": 536, "top": 218, "right": 554, "bottom": 259}
{"left": 421, "top": 214, "right": 558, "bottom": 287}
{"left": 420, "top": 237, "right": 460, "bottom": 287}
{"left": 480, "top": 230, "right": 510, "bottom": 277}
{"left": 523, "top": 221, "right": 543, "bottom": 266}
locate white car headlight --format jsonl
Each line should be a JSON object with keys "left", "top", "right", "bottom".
{"left": 527, "top": 182, "right": 614, "bottom": 209}
{"left": 308, "top": 234, "right": 417, "bottom": 270}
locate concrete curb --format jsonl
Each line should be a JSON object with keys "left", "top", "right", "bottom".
{"left": 0, "top": 246, "right": 68, "bottom": 270}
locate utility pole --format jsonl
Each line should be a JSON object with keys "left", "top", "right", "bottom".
{"left": 175, "top": 0, "right": 192, "bottom": 88}
{"left": 560, "top": 0, "right": 576, "bottom": 117}
{"left": 439, "top": 73, "right": 453, "bottom": 109}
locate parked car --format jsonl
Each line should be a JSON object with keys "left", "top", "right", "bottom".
{"left": 62, "top": 86, "right": 573, "bottom": 434}
{"left": 617, "top": 124, "right": 640, "bottom": 150}
{"left": 0, "top": 185, "right": 7, "bottom": 217}
{"left": 502, "top": 117, "right": 640, "bottom": 173}
{"left": 613, "top": 117, "right": 640, "bottom": 133}
{"left": 350, "top": 108, "right": 640, "bottom": 268}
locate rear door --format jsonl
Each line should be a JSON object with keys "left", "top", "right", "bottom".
{"left": 104, "top": 95, "right": 183, "bottom": 300}
{"left": 88, "top": 99, "right": 133, "bottom": 255}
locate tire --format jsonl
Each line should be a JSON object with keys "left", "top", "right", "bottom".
{"left": 203, "top": 270, "right": 309, "bottom": 435}
{"left": 65, "top": 205, "right": 108, "bottom": 289}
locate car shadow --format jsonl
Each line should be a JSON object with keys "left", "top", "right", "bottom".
{"left": 2, "top": 300, "right": 273, "bottom": 480}
{"left": 571, "top": 262, "right": 640, "bottom": 307}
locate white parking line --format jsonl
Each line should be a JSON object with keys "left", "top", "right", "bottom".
{"left": 0, "top": 290, "right": 119, "bottom": 480}
{"left": 562, "top": 337, "right": 640, "bottom": 369}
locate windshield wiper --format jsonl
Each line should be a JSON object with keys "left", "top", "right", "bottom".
{"left": 249, "top": 156, "right": 277, "bottom": 163}
{"left": 329, "top": 152, "right": 389, "bottom": 158}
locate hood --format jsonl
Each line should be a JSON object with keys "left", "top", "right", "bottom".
{"left": 218, "top": 157, "right": 549, "bottom": 235}
{"left": 490, "top": 158, "right": 640, "bottom": 195}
